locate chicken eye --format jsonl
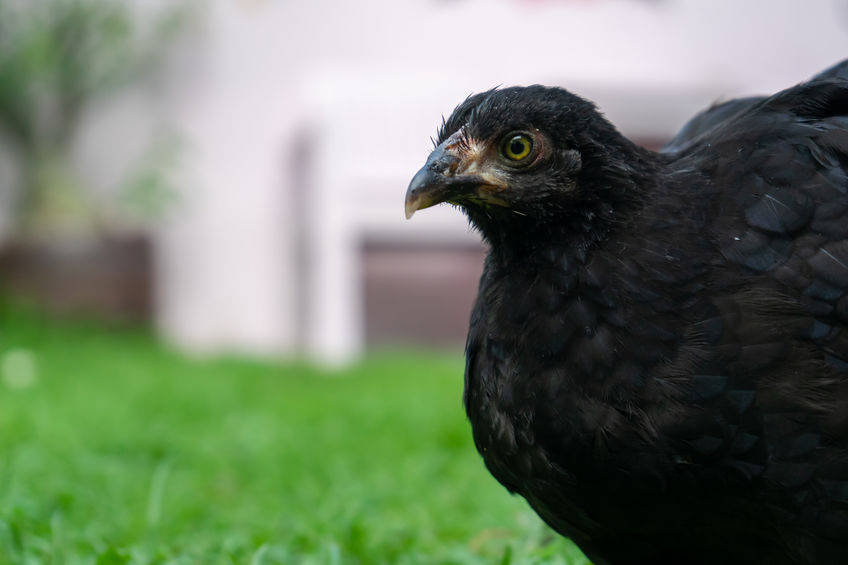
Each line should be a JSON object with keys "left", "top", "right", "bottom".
{"left": 501, "top": 133, "right": 534, "bottom": 162}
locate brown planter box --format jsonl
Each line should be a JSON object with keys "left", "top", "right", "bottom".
{"left": 0, "top": 235, "right": 153, "bottom": 325}
{"left": 363, "top": 242, "right": 486, "bottom": 349}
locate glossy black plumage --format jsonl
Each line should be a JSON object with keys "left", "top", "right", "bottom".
{"left": 406, "top": 61, "right": 848, "bottom": 565}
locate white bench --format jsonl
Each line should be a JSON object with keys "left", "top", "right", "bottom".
{"left": 297, "top": 69, "right": 725, "bottom": 364}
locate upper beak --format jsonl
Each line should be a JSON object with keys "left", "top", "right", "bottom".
{"left": 404, "top": 142, "right": 507, "bottom": 219}
{"left": 405, "top": 144, "right": 462, "bottom": 219}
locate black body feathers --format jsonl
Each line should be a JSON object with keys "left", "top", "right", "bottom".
{"left": 410, "top": 60, "right": 848, "bottom": 565}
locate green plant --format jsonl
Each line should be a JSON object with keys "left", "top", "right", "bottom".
{"left": 0, "top": 307, "right": 592, "bottom": 564}
{"left": 0, "top": 0, "right": 188, "bottom": 241}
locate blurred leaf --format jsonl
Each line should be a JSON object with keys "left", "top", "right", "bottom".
{"left": 500, "top": 545, "right": 513, "bottom": 565}
{"left": 96, "top": 546, "right": 130, "bottom": 565}
{"left": 117, "top": 133, "right": 182, "bottom": 224}
{"left": 0, "top": 0, "right": 194, "bottom": 239}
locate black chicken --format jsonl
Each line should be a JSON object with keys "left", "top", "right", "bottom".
{"left": 405, "top": 61, "right": 848, "bottom": 565}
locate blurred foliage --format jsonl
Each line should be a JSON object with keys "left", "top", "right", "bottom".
{"left": 0, "top": 306, "right": 592, "bottom": 564}
{"left": 0, "top": 0, "right": 191, "bottom": 242}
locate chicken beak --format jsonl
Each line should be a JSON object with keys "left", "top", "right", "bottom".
{"left": 406, "top": 134, "right": 510, "bottom": 219}
{"left": 405, "top": 169, "right": 449, "bottom": 219}
{"left": 405, "top": 145, "right": 461, "bottom": 219}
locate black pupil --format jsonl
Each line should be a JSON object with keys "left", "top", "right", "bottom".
{"left": 509, "top": 137, "right": 528, "bottom": 157}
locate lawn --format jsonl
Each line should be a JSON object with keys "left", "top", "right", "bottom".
{"left": 0, "top": 309, "right": 590, "bottom": 565}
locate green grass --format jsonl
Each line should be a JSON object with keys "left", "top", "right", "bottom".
{"left": 0, "top": 310, "right": 590, "bottom": 564}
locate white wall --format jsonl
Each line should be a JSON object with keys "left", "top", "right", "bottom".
{"left": 120, "top": 0, "right": 848, "bottom": 357}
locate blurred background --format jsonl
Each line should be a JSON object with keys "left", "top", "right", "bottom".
{"left": 3, "top": 0, "right": 848, "bottom": 365}
{"left": 3, "top": 1, "right": 848, "bottom": 563}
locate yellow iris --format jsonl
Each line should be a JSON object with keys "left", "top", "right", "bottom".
{"left": 501, "top": 133, "right": 533, "bottom": 161}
